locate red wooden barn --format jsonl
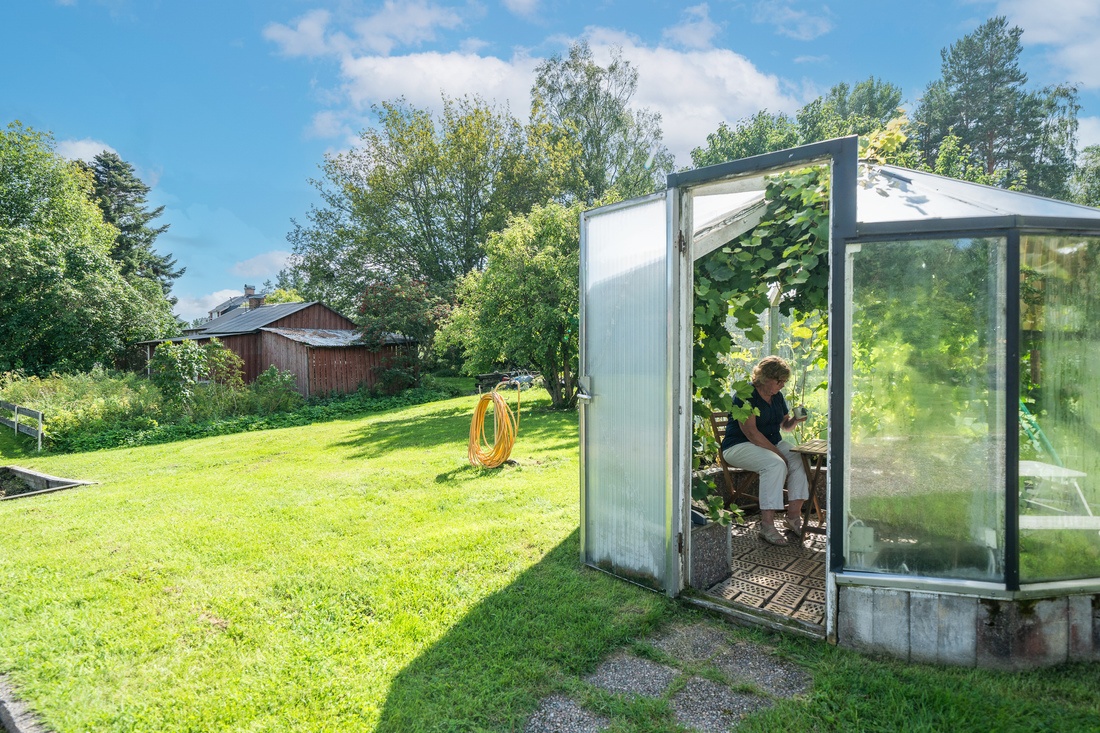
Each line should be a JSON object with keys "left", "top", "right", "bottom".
{"left": 144, "top": 302, "right": 411, "bottom": 397}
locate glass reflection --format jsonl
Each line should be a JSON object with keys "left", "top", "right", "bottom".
{"left": 1019, "top": 235, "right": 1100, "bottom": 582}
{"left": 846, "top": 238, "right": 1006, "bottom": 581}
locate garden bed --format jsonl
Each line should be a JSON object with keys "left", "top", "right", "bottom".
{"left": 0, "top": 466, "right": 92, "bottom": 500}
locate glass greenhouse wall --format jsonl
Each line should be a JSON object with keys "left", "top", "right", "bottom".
{"left": 837, "top": 166, "right": 1100, "bottom": 593}
{"left": 844, "top": 236, "right": 1008, "bottom": 582}
{"left": 1018, "top": 234, "right": 1100, "bottom": 582}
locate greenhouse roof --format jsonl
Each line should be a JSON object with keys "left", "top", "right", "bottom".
{"left": 856, "top": 165, "right": 1100, "bottom": 226}
{"left": 689, "top": 162, "right": 1100, "bottom": 255}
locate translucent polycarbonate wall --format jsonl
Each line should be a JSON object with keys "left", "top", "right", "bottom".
{"left": 580, "top": 195, "right": 672, "bottom": 588}
{"left": 844, "top": 237, "right": 1007, "bottom": 581}
{"left": 1019, "top": 235, "right": 1100, "bottom": 582}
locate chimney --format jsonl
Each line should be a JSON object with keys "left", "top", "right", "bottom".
{"left": 244, "top": 284, "right": 256, "bottom": 296}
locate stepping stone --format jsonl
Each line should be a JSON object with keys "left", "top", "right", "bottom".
{"left": 524, "top": 695, "right": 608, "bottom": 733}
{"left": 671, "top": 676, "right": 771, "bottom": 733}
{"left": 584, "top": 652, "right": 678, "bottom": 698}
{"left": 646, "top": 622, "right": 732, "bottom": 663}
{"left": 711, "top": 641, "right": 812, "bottom": 698}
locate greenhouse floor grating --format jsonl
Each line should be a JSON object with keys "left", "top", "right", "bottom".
{"left": 705, "top": 515, "right": 827, "bottom": 627}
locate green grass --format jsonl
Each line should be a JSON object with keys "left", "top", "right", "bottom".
{"left": 1, "top": 391, "right": 1098, "bottom": 732}
{"left": 0, "top": 391, "right": 675, "bottom": 731}
{"left": 425, "top": 375, "right": 477, "bottom": 395}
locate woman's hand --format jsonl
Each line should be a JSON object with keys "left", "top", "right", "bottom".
{"left": 781, "top": 414, "right": 807, "bottom": 431}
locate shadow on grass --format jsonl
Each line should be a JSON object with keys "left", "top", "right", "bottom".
{"left": 374, "top": 528, "right": 673, "bottom": 733}
{"left": 335, "top": 404, "right": 579, "bottom": 461}
{"left": 0, "top": 431, "right": 35, "bottom": 462}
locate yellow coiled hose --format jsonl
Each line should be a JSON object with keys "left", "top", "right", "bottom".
{"left": 468, "top": 386, "right": 520, "bottom": 468}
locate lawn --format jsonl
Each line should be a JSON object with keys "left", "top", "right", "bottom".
{"left": 1, "top": 390, "right": 1098, "bottom": 732}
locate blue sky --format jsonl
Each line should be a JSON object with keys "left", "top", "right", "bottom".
{"left": 5, "top": 0, "right": 1099, "bottom": 322}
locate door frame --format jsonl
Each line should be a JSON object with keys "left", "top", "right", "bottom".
{"left": 668, "top": 137, "right": 858, "bottom": 635}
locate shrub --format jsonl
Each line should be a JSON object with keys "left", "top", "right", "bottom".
{"left": 371, "top": 354, "right": 418, "bottom": 395}
{"left": 148, "top": 340, "right": 207, "bottom": 406}
{"left": 247, "top": 366, "right": 303, "bottom": 413}
{"left": 0, "top": 367, "right": 169, "bottom": 452}
{"left": 0, "top": 364, "right": 453, "bottom": 454}
{"left": 149, "top": 339, "right": 247, "bottom": 420}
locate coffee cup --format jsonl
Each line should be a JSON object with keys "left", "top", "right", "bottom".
{"left": 792, "top": 406, "right": 808, "bottom": 420}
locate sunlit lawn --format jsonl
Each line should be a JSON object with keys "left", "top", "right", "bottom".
{"left": 1, "top": 390, "right": 1098, "bottom": 732}
{"left": 0, "top": 392, "right": 674, "bottom": 731}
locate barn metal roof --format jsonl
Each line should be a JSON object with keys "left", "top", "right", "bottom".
{"left": 194, "top": 301, "right": 317, "bottom": 337}
{"left": 261, "top": 328, "right": 415, "bottom": 347}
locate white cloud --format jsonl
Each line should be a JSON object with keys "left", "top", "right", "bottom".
{"left": 55, "top": 137, "right": 117, "bottom": 161}
{"left": 352, "top": 0, "right": 463, "bottom": 55}
{"left": 307, "top": 109, "right": 356, "bottom": 140}
{"left": 334, "top": 36, "right": 799, "bottom": 163}
{"left": 502, "top": 0, "right": 540, "bottom": 18}
{"left": 994, "top": 0, "right": 1100, "bottom": 88}
{"left": 264, "top": 2, "right": 464, "bottom": 59}
{"left": 231, "top": 250, "right": 292, "bottom": 278}
{"left": 339, "top": 50, "right": 538, "bottom": 117}
{"left": 1079, "top": 116, "right": 1100, "bottom": 150}
{"left": 174, "top": 289, "right": 242, "bottom": 322}
{"left": 585, "top": 28, "right": 801, "bottom": 161}
{"left": 662, "top": 4, "right": 721, "bottom": 51}
{"left": 460, "top": 37, "right": 490, "bottom": 54}
{"left": 753, "top": 2, "right": 833, "bottom": 41}
{"left": 263, "top": 9, "right": 337, "bottom": 58}
{"left": 267, "top": 14, "right": 801, "bottom": 165}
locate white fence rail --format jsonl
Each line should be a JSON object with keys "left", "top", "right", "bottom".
{"left": 0, "top": 400, "right": 43, "bottom": 451}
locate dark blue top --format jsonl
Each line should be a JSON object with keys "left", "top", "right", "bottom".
{"left": 721, "top": 388, "right": 788, "bottom": 451}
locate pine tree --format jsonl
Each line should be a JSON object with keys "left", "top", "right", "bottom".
{"left": 912, "top": 16, "right": 1078, "bottom": 199}
{"left": 80, "top": 151, "right": 184, "bottom": 301}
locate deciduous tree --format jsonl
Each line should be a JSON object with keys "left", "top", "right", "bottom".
{"left": 357, "top": 276, "right": 449, "bottom": 387}
{"left": 691, "top": 77, "right": 902, "bottom": 167}
{"left": 691, "top": 110, "right": 799, "bottom": 168}
{"left": 285, "top": 95, "right": 552, "bottom": 314}
{"left": 439, "top": 202, "right": 584, "bottom": 408}
{"left": 533, "top": 41, "right": 674, "bottom": 202}
{"left": 1071, "top": 145, "right": 1100, "bottom": 207}
{"left": 0, "top": 121, "right": 179, "bottom": 374}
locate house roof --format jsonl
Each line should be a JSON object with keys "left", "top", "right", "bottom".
{"left": 208, "top": 293, "right": 250, "bottom": 315}
{"left": 262, "top": 328, "right": 415, "bottom": 347}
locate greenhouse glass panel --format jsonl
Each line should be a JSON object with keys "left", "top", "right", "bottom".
{"left": 1019, "top": 235, "right": 1100, "bottom": 582}
{"left": 845, "top": 237, "right": 1007, "bottom": 581}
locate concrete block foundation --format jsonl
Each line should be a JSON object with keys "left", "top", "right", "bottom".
{"left": 837, "top": 586, "right": 1100, "bottom": 668}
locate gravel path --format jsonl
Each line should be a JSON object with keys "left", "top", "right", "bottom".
{"left": 523, "top": 620, "right": 812, "bottom": 732}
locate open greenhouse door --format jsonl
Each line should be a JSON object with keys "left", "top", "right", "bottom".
{"left": 579, "top": 192, "right": 684, "bottom": 595}
{"left": 669, "top": 137, "right": 859, "bottom": 639}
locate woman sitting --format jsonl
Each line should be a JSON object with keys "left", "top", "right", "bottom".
{"left": 721, "top": 356, "right": 809, "bottom": 546}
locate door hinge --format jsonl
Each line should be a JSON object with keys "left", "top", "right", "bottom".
{"left": 677, "top": 532, "right": 684, "bottom": 554}
{"left": 678, "top": 231, "right": 686, "bottom": 254}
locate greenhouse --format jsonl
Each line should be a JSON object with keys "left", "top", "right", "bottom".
{"left": 578, "top": 136, "right": 1100, "bottom": 668}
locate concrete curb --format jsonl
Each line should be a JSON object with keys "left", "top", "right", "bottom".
{"left": 0, "top": 677, "right": 51, "bottom": 733}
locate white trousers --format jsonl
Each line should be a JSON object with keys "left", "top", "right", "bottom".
{"left": 722, "top": 439, "right": 809, "bottom": 511}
